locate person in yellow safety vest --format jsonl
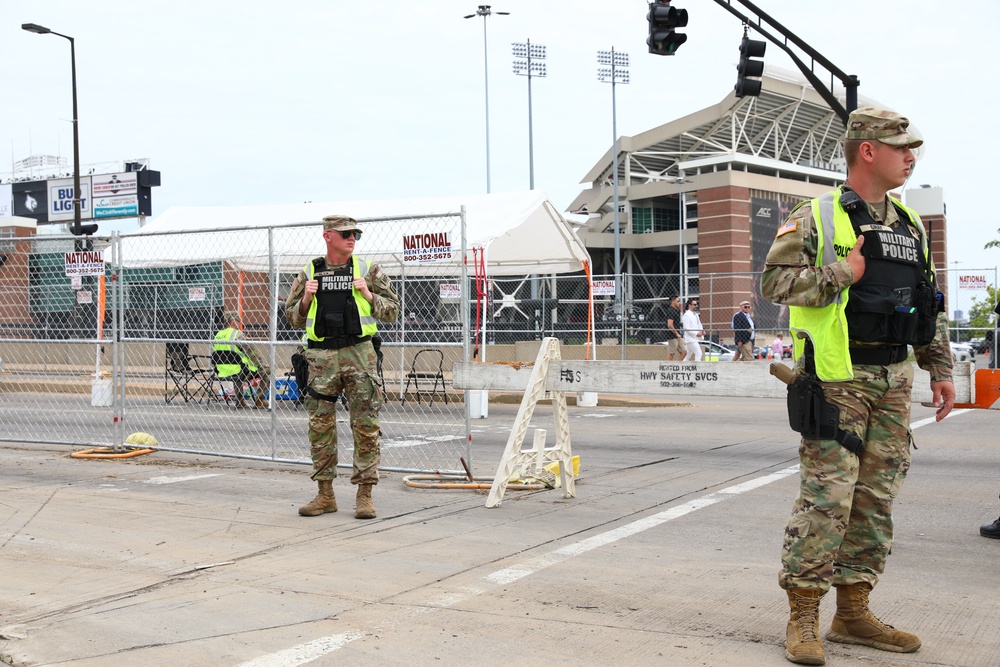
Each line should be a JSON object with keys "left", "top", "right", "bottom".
{"left": 285, "top": 214, "right": 399, "bottom": 521}
{"left": 213, "top": 312, "right": 270, "bottom": 409}
{"left": 761, "top": 107, "right": 955, "bottom": 665}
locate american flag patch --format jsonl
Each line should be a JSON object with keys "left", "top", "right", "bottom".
{"left": 775, "top": 219, "right": 798, "bottom": 237}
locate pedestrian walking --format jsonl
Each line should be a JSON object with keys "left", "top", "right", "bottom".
{"left": 732, "top": 300, "right": 756, "bottom": 361}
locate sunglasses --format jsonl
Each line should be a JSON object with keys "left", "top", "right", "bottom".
{"left": 337, "top": 230, "right": 362, "bottom": 240}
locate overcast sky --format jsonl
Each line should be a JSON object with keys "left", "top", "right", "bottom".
{"left": 3, "top": 0, "right": 998, "bottom": 310}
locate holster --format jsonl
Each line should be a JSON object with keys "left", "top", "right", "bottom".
{"left": 786, "top": 375, "right": 864, "bottom": 455}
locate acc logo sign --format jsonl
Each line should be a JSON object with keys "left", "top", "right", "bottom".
{"left": 755, "top": 207, "right": 772, "bottom": 218}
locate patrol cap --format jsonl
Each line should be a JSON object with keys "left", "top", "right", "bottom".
{"left": 322, "top": 215, "right": 361, "bottom": 232}
{"left": 846, "top": 107, "right": 923, "bottom": 148}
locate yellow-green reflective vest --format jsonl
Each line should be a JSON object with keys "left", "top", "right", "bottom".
{"left": 788, "top": 188, "right": 928, "bottom": 381}
{"left": 213, "top": 328, "right": 258, "bottom": 378}
{"left": 304, "top": 255, "right": 378, "bottom": 343}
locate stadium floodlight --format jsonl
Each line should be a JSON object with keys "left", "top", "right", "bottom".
{"left": 596, "top": 48, "right": 630, "bottom": 347}
{"left": 512, "top": 39, "right": 547, "bottom": 189}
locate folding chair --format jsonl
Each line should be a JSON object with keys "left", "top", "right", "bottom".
{"left": 164, "top": 343, "right": 195, "bottom": 404}
{"left": 187, "top": 354, "right": 218, "bottom": 404}
{"left": 401, "top": 349, "right": 448, "bottom": 406}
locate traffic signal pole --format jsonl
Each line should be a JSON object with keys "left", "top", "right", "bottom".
{"left": 711, "top": 0, "right": 859, "bottom": 124}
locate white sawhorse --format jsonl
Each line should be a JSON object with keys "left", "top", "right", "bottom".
{"left": 486, "top": 337, "right": 575, "bottom": 508}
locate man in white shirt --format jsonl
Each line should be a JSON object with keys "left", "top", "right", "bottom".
{"left": 681, "top": 298, "right": 704, "bottom": 361}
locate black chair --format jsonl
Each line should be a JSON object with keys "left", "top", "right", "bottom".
{"left": 187, "top": 354, "right": 218, "bottom": 404}
{"left": 164, "top": 343, "right": 195, "bottom": 404}
{"left": 401, "top": 349, "right": 448, "bottom": 406}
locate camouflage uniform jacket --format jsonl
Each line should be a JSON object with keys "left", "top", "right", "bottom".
{"left": 284, "top": 257, "right": 400, "bottom": 330}
{"left": 761, "top": 190, "right": 953, "bottom": 383}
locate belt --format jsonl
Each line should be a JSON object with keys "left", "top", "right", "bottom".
{"left": 849, "top": 345, "right": 908, "bottom": 365}
{"left": 308, "top": 335, "right": 371, "bottom": 350}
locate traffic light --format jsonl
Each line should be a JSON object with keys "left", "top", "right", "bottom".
{"left": 71, "top": 221, "right": 99, "bottom": 236}
{"left": 647, "top": 0, "right": 688, "bottom": 56}
{"left": 735, "top": 36, "right": 766, "bottom": 97}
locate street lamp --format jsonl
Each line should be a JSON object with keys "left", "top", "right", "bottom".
{"left": 597, "top": 48, "right": 629, "bottom": 334}
{"left": 512, "top": 39, "right": 546, "bottom": 190}
{"left": 22, "top": 22, "right": 97, "bottom": 236}
{"left": 668, "top": 176, "right": 693, "bottom": 298}
{"left": 951, "top": 260, "right": 962, "bottom": 338}
{"left": 464, "top": 5, "right": 509, "bottom": 194}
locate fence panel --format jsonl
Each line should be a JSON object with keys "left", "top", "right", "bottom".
{"left": 2, "top": 230, "right": 995, "bottom": 461}
{"left": 0, "top": 233, "right": 118, "bottom": 446}
{"left": 0, "top": 215, "right": 474, "bottom": 474}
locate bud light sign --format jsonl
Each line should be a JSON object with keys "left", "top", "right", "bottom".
{"left": 48, "top": 177, "right": 92, "bottom": 222}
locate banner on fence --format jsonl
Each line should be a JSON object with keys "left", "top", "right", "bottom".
{"left": 959, "top": 273, "right": 989, "bottom": 290}
{"left": 65, "top": 250, "right": 106, "bottom": 277}
{"left": 592, "top": 280, "right": 615, "bottom": 296}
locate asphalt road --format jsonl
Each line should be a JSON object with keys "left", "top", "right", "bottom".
{"left": 1, "top": 396, "right": 997, "bottom": 667}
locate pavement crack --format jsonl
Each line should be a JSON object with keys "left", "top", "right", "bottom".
{"left": 1, "top": 488, "right": 59, "bottom": 550}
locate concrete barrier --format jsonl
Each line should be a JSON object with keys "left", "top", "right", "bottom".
{"left": 455, "top": 355, "right": 975, "bottom": 404}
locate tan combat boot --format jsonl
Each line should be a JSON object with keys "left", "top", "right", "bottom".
{"left": 298, "top": 480, "right": 337, "bottom": 516}
{"left": 785, "top": 588, "right": 826, "bottom": 665}
{"left": 826, "top": 582, "right": 921, "bottom": 653}
{"left": 355, "top": 483, "right": 376, "bottom": 519}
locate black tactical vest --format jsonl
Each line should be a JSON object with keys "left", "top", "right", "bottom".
{"left": 312, "top": 258, "right": 362, "bottom": 338}
{"left": 845, "top": 214, "right": 938, "bottom": 346}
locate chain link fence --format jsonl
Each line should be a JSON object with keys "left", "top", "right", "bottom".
{"left": 478, "top": 268, "right": 999, "bottom": 362}
{"left": 483, "top": 272, "right": 790, "bottom": 353}
{"left": 2, "top": 227, "right": 996, "bottom": 468}
{"left": 0, "top": 214, "right": 475, "bottom": 473}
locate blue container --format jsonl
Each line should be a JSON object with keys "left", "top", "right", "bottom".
{"left": 274, "top": 377, "right": 300, "bottom": 401}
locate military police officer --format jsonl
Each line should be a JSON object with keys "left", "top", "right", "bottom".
{"left": 285, "top": 215, "right": 400, "bottom": 520}
{"left": 213, "top": 312, "right": 270, "bottom": 409}
{"left": 761, "top": 108, "right": 955, "bottom": 665}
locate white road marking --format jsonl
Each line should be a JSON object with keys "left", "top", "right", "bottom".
{"left": 910, "top": 407, "right": 969, "bottom": 430}
{"left": 250, "top": 411, "right": 958, "bottom": 662}
{"left": 144, "top": 473, "right": 222, "bottom": 485}
{"left": 235, "top": 631, "right": 365, "bottom": 667}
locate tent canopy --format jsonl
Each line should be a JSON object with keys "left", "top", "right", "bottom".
{"left": 120, "top": 190, "right": 590, "bottom": 276}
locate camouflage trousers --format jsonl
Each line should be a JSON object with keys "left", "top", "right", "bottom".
{"left": 302, "top": 340, "right": 383, "bottom": 485}
{"left": 779, "top": 360, "right": 914, "bottom": 594}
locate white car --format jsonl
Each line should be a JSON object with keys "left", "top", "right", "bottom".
{"left": 699, "top": 340, "right": 737, "bottom": 361}
{"left": 951, "top": 342, "right": 975, "bottom": 363}
{"left": 657, "top": 339, "right": 736, "bottom": 361}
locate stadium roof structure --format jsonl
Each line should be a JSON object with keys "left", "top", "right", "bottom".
{"left": 569, "top": 68, "right": 887, "bottom": 218}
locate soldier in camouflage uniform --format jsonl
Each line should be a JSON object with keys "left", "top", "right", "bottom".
{"left": 761, "top": 108, "right": 955, "bottom": 665}
{"left": 285, "top": 215, "right": 399, "bottom": 520}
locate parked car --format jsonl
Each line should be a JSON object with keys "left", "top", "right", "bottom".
{"left": 951, "top": 342, "right": 975, "bottom": 363}
{"left": 657, "top": 339, "right": 736, "bottom": 361}
{"left": 699, "top": 340, "right": 737, "bottom": 361}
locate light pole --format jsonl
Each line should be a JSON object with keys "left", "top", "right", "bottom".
{"left": 951, "top": 260, "right": 962, "bottom": 339}
{"left": 668, "top": 176, "right": 693, "bottom": 298}
{"left": 597, "top": 48, "right": 629, "bottom": 330}
{"left": 464, "top": 5, "right": 509, "bottom": 194}
{"left": 22, "top": 23, "right": 96, "bottom": 237}
{"left": 512, "top": 39, "right": 546, "bottom": 190}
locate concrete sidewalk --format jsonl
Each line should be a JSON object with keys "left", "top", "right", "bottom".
{"left": 1, "top": 397, "right": 997, "bottom": 667}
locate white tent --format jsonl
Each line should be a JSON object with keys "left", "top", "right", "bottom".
{"left": 119, "top": 190, "right": 590, "bottom": 276}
